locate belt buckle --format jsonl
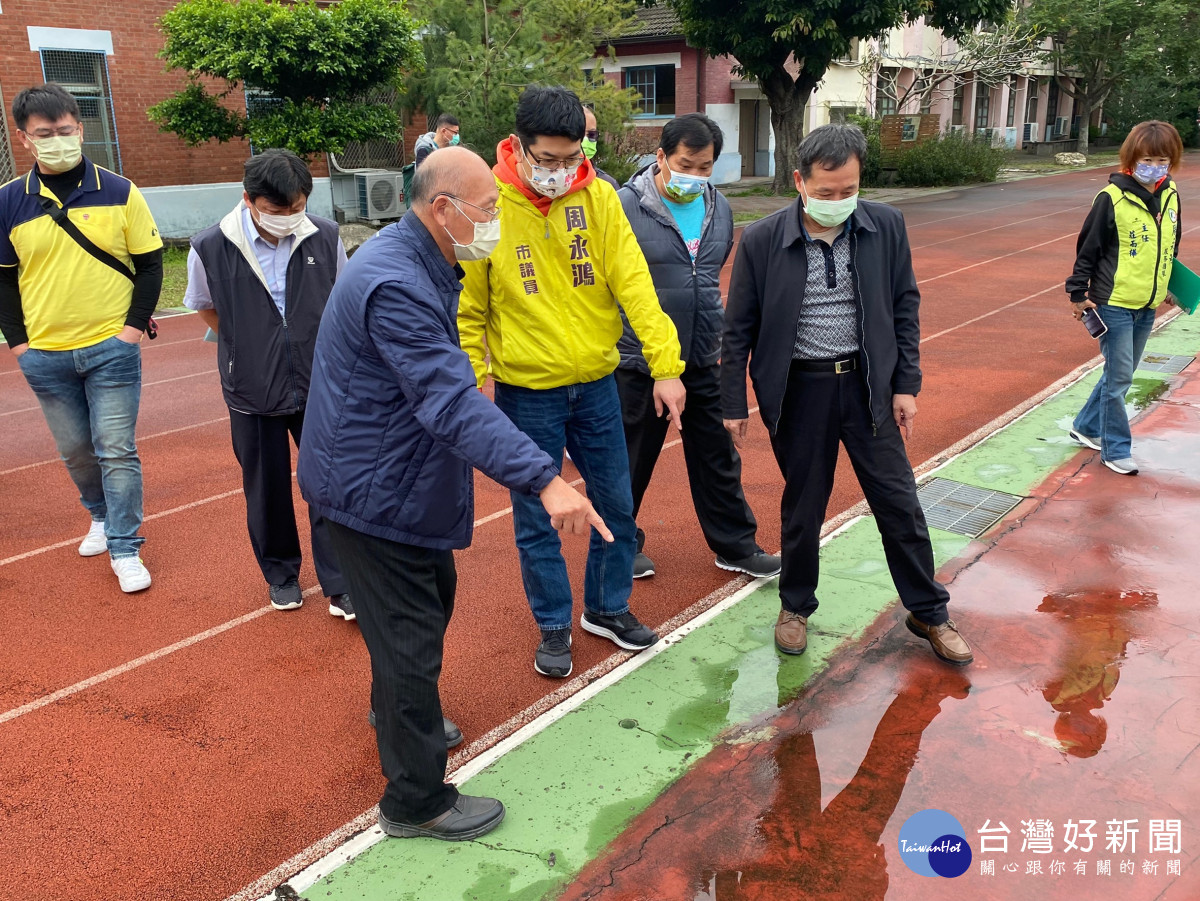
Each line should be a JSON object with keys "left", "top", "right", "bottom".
{"left": 834, "top": 358, "right": 853, "bottom": 374}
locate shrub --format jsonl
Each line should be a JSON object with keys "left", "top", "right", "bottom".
{"left": 895, "top": 132, "right": 1006, "bottom": 187}
{"left": 848, "top": 114, "right": 883, "bottom": 187}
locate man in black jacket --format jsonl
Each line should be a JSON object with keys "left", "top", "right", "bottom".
{"left": 721, "top": 124, "right": 971, "bottom": 667}
{"left": 617, "top": 113, "right": 779, "bottom": 581}
{"left": 183, "top": 150, "right": 351, "bottom": 618}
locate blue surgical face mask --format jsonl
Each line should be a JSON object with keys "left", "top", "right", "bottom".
{"left": 660, "top": 160, "right": 708, "bottom": 203}
{"left": 1133, "top": 162, "right": 1169, "bottom": 185}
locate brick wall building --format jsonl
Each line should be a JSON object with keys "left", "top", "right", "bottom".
{"left": 0, "top": 0, "right": 417, "bottom": 235}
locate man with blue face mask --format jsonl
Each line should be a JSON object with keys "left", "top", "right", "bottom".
{"left": 722, "top": 124, "right": 973, "bottom": 668}
{"left": 616, "top": 113, "right": 780, "bottom": 582}
{"left": 184, "top": 149, "right": 353, "bottom": 619}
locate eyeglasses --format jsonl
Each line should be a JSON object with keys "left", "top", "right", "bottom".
{"left": 523, "top": 148, "right": 585, "bottom": 171}
{"left": 24, "top": 125, "right": 81, "bottom": 139}
{"left": 432, "top": 193, "right": 500, "bottom": 222}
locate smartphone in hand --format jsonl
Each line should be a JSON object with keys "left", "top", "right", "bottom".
{"left": 1081, "top": 308, "right": 1107, "bottom": 338}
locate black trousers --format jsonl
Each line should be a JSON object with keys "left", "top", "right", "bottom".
{"left": 228, "top": 407, "right": 346, "bottom": 595}
{"left": 616, "top": 364, "right": 758, "bottom": 560}
{"left": 769, "top": 366, "right": 949, "bottom": 625}
{"left": 326, "top": 521, "right": 460, "bottom": 823}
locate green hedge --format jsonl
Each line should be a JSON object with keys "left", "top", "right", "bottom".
{"left": 895, "top": 132, "right": 1007, "bottom": 187}
{"left": 849, "top": 115, "right": 883, "bottom": 188}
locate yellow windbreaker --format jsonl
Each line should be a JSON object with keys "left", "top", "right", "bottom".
{"left": 459, "top": 154, "right": 684, "bottom": 390}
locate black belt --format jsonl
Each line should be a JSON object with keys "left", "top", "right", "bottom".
{"left": 791, "top": 354, "right": 859, "bottom": 373}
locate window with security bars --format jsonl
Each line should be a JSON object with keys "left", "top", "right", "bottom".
{"left": 624, "top": 65, "right": 675, "bottom": 116}
{"left": 39, "top": 49, "right": 121, "bottom": 173}
{"left": 0, "top": 83, "right": 16, "bottom": 183}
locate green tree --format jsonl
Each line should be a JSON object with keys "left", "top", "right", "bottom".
{"left": 410, "top": 0, "right": 642, "bottom": 167}
{"left": 148, "top": 0, "right": 423, "bottom": 157}
{"left": 1020, "top": 0, "right": 1151, "bottom": 155}
{"left": 1101, "top": 0, "right": 1200, "bottom": 148}
{"left": 664, "top": 0, "right": 1012, "bottom": 192}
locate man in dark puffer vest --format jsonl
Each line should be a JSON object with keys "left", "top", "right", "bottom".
{"left": 616, "top": 113, "right": 780, "bottom": 582}
{"left": 183, "top": 149, "right": 352, "bottom": 618}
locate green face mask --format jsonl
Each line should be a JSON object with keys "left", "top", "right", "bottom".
{"left": 581, "top": 137, "right": 598, "bottom": 160}
{"left": 449, "top": 134, "right": 461, "bottom": 146}
{"left": 32, "top": 134, "right": 83, "bottom": 174}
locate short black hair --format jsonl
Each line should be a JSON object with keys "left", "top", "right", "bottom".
{"left": 797, "top": 124, "right": 868, "bottom": 179}
{"left": 660, "top": 112, "right": 723, "bottom": 160}
{"left": 12, "top": 84, "right": 81, "bottom": 131}
{"left": 514, "top": 85, "right": 585, "bottom": 147}
{"left": 243, "top": 149, "right": 313, "bottom": 206}
{"left": 434, "top": 113, "right": 459, "bottom": 130}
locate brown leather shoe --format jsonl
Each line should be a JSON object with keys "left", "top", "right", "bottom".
{"left": 906, "top": 614, "right": 973, "bottom": 666}
{"left": 774, "top": 609, "right": 808, "bottom": 655}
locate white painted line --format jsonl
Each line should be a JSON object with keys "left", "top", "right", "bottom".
{"left": 0, "top": 369, "right": 215, "bottom": 418}
{"left": 920, "top": 284, "right": 1060, "bottom": 343}
{"left": 910, "top": 203, "right": 1089, "bottom": 251}
{"left": 0, "top": 415, "right": 230, "bottom": 477}
{"left": 0, "top": 487, "right": 244, "bottom": 567}
{"left": 0, "top": 606, "right": 270, "bottom": 725}
{"left": 916, "top": 232, "right": 1075, "bottom": 286}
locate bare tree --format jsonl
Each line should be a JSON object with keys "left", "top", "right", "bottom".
{"left": 860, "top": 21, "right": 1041, "bottom": 119}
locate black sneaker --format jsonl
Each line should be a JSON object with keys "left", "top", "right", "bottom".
{"left": 269, "top": 578, "right": 303, "bottom": 610}
{"left": 535, "top": 629, "right": 573, "bottom": 678}
{"left": 581, "top": 610, "right": 659, "bottom": 651}
{"left": 716, "top": 551, "right": 782, "bottom": 579}
{"left": 633, "top": 552, "right": 656, "bottom": 579}
{"left": 329, "top": 593, "right": 355, "bottom": 621}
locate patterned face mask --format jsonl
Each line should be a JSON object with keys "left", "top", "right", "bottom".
{"left": 1133, "top": 162, "right": 1169, "bottom": 185}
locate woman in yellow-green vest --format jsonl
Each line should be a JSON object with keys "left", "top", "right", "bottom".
{"left": 1066, "top": 120, "right": 1184, "bottom": 475}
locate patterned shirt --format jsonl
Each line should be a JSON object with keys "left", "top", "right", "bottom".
{"left": 792, "top": 223, "right": 859, "bottom": 360}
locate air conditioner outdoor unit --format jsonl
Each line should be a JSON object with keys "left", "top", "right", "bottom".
{"left": 1004, "top": 126, "right": 1018, "bottom": 148}
{"left": 977, "top": 127, "right": 995, "bottom": 144}
{"left": 356, "top": 171, "right": 405, "bottom": 220}
{"left": 1023, "top": 122, "right": 1039, "bottom": 143}
{"left": 1055, "top": 116, "right": 1070, "bottom": 137}
{"left": 949, "top": 124, "right": 965, "bottom": 135}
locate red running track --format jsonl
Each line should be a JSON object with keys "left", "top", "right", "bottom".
{"left": 0, "top": 160, "right": 1197, "bottom": 901}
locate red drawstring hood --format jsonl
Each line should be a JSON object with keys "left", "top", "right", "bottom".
{"left": 493, "top": 137, "right": 596, "bottom": 216}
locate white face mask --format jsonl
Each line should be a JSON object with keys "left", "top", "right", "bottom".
{"left": 520, "top": 142, "right": 579, "bottom": 199}
{"left": 254, "top": 208, "right": 308, "bottom": 238}
{"left": 443, "top": 198, "right": 501, "bottom": 262}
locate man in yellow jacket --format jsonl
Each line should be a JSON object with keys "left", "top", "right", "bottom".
{"left": 460, "top": 86, "right": 686, "bottom": 678}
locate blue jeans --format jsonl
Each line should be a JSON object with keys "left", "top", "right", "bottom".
{"left": 17, "top": 336, "right": 145, "bottom": 558}
{"left": 1073, "top": 304, "right": 1156, "bottom": 461}
{"left": 493, "top": 375, "right": 637, "bottom": 632}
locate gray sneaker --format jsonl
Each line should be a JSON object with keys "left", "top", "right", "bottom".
{"left": 716, "top": 551, "right": 782, "bottom": 579}
{"left": 269, "top": 578, "right": 303, "bottom": 610}
{"left": 633, "top": 552, "right": 656, "bottom": 579}
{"left": 1103, "top": 457, "right": 1138, "bottom": 475}
{"left": 535, "top": 629, "right": 573, "bottom": 678}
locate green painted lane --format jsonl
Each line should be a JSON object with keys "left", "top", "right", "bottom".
{"left": 301, "top": 313, "right": 1200, "bottom": 901}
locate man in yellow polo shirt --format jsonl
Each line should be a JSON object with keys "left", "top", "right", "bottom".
{"left": 0, "top": 84, "right": 163, "bottom": 592}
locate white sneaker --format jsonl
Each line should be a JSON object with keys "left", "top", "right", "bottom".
{"left": 78, "top": 520, "right": 107, "bottom": 557}
{"left": 111, "top": 556, "right": 152, "bottom": 592}
{"left": 1103, "top": 457, "right": 1138, "bottom": 476}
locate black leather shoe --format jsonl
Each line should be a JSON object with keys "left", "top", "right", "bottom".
{"left": 368, "top": 709, "right": 464, "bottom": 749}
{"left": 379, "top": 795, "right": 505, "bottom": 841}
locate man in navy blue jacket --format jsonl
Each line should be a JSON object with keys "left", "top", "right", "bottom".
{"left": 298, "top": 146, "right": 608, "bottom": 842}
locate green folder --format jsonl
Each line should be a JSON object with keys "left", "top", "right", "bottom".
{"left": 1168, "top": 259, "right": 1200, "bottom": 315}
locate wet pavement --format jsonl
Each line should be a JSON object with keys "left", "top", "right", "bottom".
{"left": 291, "top": 313, "right": 1200, "bottom": 900}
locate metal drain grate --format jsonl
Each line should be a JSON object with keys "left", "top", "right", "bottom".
{"left": 1137, "top": 353, "right": 1194, "bottom": 374}
{"left": 916, "top": 478, "right": 1024, "bottom": 539}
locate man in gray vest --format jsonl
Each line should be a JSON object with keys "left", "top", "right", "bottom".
{"left": 616, "top": 113, "right": 780, "bottom": 582}
{"left": 183, "top": 149, "right": 352, "bottom": 619}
